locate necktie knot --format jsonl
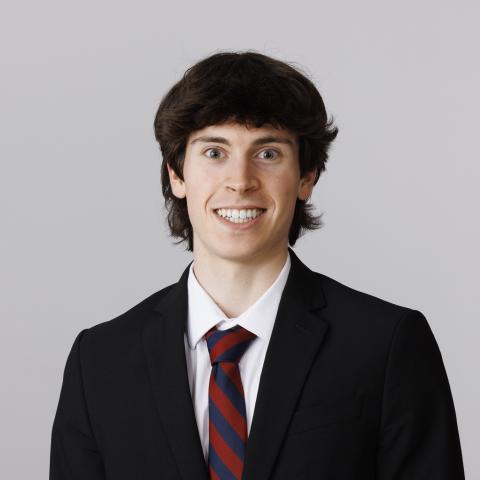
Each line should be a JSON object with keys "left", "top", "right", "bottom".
{"left": 205, "top": 324, "right": 256, "bottom": 365}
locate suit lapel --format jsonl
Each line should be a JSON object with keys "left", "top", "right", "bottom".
{"left": 142, "top": 247, "right": 328, "bottom": 480}
{"left": 242, "top": 248, "right": 328, "bottom": 479}
{"left": 142, "top": 260, "right": 210, "bottom": 480}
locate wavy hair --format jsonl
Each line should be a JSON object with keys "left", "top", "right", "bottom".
{"left": 154, "top": 50, "right": 338, "bottom": 251}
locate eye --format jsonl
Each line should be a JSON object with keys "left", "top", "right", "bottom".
{"left": 258, "top": 149, "right": 279, "bottom": 160}
{"left": 204, "top": 147, "right": 224, "bottom": 159}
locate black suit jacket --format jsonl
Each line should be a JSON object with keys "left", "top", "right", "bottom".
{"left": 50, "top": 247, "right": 465, "bottom": 479}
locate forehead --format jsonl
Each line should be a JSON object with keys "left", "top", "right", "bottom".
{"left": 188, "top": 121, "right": 297, "bottom": 146}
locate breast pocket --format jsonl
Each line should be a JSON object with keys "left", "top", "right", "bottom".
{"left": 287, "top": 395, "right": 364, "bottom": 435}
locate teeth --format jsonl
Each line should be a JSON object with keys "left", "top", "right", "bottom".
{"left": 215, "top": 208, "right": 265, "bottom": 223}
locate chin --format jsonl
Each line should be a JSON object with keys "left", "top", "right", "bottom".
{"left": 218, "top": 243, "right": 269, "bottom": 262}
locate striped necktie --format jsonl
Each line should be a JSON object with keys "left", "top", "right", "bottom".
{"left": 204, "top": 324, "right": 257, "bottom": 480}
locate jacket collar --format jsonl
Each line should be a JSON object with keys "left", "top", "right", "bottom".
{"left": 142, "top": 247, "right": 328, "bottom": 480}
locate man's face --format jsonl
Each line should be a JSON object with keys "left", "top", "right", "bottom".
{"left": 167, "top": 121, "right": 316, "bottom": 263}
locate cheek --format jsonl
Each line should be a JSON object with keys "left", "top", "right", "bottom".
{"left": 269, "top": 172, "right": 300, "bottom": 204}
{"left": 183, "top": 175, "right": 217, "bottom": 216}
{"left": 184, "top": 160, "right": 218, "bottom": 186}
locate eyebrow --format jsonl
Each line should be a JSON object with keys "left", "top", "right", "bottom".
{"left": 189, "top": 135, "right": 294, "bottom": 147}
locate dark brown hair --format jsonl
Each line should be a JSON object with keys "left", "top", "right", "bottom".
{"left": 153, "top": 50, "right": 338, "bottom": 251}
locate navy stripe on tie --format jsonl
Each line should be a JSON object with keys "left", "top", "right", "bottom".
{"left": 208, "top": 396, "right": 245, "bottom": 459}
{"left": 217, "top": 338, "right": 256, "bottom": 363}
{"left": 215, "top": 364, "right": 246, "bottom": 416}
{"left": 206, "top": 324, "right": 243, "bottom": 350}
{"left": 208, "top": 444, "right": 237, "bottom": 480}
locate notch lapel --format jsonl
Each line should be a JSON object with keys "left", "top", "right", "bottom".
{"left": 242, "top": 248, "right": 328, "bottom": 480}
{"left": 142, "top": 261, "right": 210, "bottom": 480}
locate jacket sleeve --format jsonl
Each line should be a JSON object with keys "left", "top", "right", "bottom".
{"left": 376, "top": 309, "right": 465, "bottom": 479}
{"left": 50, "top": 329, "right": 105, "bottom": 480}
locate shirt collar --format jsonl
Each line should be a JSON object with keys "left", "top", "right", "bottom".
{"left": 186, "top": 251, "right": 291, "bottom": 349}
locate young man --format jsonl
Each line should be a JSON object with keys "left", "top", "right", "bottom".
{"left": 50, "top": 51, "right": 465, "bottom": 479}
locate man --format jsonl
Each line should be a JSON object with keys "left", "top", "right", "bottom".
{"left": 50, "top": 51, "right": 465, "bottom": 479}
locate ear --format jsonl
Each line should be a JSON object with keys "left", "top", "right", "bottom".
{"left": 297, "top": 168, "right": 317, "bottom": 201}
{"left": 167, "top": 162, "right": 186, "bottom": 199}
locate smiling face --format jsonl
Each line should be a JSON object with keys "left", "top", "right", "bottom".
{"left": 167, "top": 121, "right": 316, "bottom": 264}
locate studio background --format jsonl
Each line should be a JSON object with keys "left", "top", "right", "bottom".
{"left": 1, "top": 1, "right": 478, "bottom": 478}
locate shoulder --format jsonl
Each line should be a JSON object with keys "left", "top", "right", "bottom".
{"left": 92, "top": 283, "right": 175, "bottom": 330}
{"left": 75, "top": 282, "right": 176, "bottom": 359}
{"left": 314, "top": 270, "right": 425, "bottom": 335}
{"left": 311, "top": 271, "right": 436, "bottom": 370}
{"left": 318, "top": 271, "right": 406, "bottom": 312}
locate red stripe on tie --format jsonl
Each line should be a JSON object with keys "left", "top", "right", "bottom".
{"left": 209, "top": 372, "right": 246, "bottom": 441}
{"left": 209, "top": 467, "right": 220, "bottom": 480}
{"left": 210, "top": 421, "right": 243, "bottom": 479}
{"left": 210, "top": 329, "right": 255, "bottom": 362}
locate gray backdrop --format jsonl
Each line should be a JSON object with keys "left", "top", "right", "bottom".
{"left": 1, "top": 0, "right": 478, "bottom": 478}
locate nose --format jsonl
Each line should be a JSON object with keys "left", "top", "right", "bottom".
{"left": 224, "top": 155, "right": 259, "bottom": 194}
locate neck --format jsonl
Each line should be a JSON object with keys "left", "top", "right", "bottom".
{"left": 191, "top": 246, "right": 289, "bottom": 318}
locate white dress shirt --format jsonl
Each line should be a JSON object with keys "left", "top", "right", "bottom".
{"left": 183, "top": 251, "right": 291, "bottom": 462}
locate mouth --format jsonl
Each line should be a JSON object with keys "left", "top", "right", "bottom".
{"left": 213, "top": 207, "right": 267, "bottom": 225}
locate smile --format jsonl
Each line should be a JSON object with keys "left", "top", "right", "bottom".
{"left": 215, "top": 208, "right": 266, "bottom": 224}
{"left": 213, "top": 208, "right": 267, "bottom": 231}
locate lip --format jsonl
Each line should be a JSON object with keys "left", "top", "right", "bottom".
{"left": 213, "top": 206, "right": 266, "bottom": 211}
{"left": 214, "top": 208, "right": 267, "bottom": 231}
